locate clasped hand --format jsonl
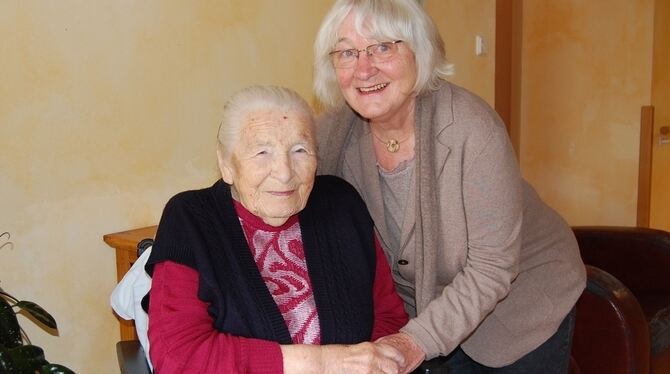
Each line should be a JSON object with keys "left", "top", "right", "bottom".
{"left": 321, "top": 333, "right": 425, "bottom": 374}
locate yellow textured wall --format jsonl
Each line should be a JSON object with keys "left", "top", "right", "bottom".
{"left": 519, "top": 0, "right": 654, "bottom": 225}
{"left": 0, "top": 1, "right": 332, "bottom": 372}
{"left": 425, "top": 0, "right": 496, "bottom": 105}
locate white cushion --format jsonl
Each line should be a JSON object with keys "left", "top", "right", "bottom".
{"left": 110, "top": 247, "right": 153, "bottom": 371}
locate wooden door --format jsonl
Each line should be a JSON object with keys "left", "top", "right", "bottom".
{"left": 650, "top": 0, "right": 670, "bottom": 231}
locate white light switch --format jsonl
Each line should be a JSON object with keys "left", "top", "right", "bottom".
{"left": 475, "top": 35, "right": 486, "bottom": 56}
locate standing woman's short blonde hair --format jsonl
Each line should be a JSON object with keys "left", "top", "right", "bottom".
{"left": 217, "top": 85, "right": 315, "bottom": 161}
{"left": 313, "top": 0, "right": 454, "bottom": 108}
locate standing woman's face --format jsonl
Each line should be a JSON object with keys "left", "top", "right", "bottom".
{"left": 333, "top": 12, "right": 418, "bottom": 124}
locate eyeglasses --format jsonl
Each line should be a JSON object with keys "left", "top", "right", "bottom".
{"left": 329, "top": 40, "right": 403, "bottom": 69}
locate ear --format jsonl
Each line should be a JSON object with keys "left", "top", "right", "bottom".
{"left": 216, "top": 148, "right": 235, "bottom": 185}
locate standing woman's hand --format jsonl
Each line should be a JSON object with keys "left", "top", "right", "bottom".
{"left": 375, "top": 333, "right": 426, "bottom": 373}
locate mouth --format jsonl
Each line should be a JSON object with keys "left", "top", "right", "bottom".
{"left": 268, "top": 190, "right": 295, "bottom": 197}
{"left": 357, "top": 83, "right": 388, "bottom": 94}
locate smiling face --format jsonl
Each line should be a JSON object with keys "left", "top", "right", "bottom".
{"left": 218, "top": 108, "right": 317, "bottom": 226}
{"left": 334, "top": 11, "right": 418, "bottom": 124}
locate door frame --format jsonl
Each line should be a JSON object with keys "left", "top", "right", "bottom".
{"left": 494, "top": 0, "right": 521, "bottom": 154}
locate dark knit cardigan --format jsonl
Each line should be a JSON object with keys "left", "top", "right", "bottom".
{"left": 145, "top": 175, "right": 377, "bottom": 345}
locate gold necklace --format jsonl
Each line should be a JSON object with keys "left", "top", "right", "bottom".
{"left": 371, "top": 130, "right": 412, "bottom": 153}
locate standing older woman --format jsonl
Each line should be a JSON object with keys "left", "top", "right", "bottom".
{"left": 313, "top": 1, "right": 586, "bottom": 373}
{"left": 145, "top": 85, "right": 409, "bottom": 373}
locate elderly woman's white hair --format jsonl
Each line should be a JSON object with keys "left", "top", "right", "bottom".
{"left": 313, "top": 0, "right": 454, "bottom": 108}
{"left": 217, "top": 85, "right": 315, "bottom": 160}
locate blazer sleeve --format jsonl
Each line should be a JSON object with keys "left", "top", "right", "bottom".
{"left": 148, "top": 261, "right": 284, "bottom": 374}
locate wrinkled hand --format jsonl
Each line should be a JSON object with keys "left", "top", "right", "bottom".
{"left": 321, "top": 341, "right": 405, "bottom": 374}
{"left": 375, "top": 333, "right": 425, "bottom": 374}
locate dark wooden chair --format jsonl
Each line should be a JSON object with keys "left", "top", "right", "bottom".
{"left": 117, "top": 340, "right": 151, "bottom": 374}
{"left": 570, "top": 265, "right": 650, "bottom": 373}
{"left": 573, "top": 226, "right": 670, "bottom": 373}
{"left": 573, "top": 226, "right": 670, "bottom": 321}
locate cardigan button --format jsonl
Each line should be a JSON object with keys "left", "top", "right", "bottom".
{"left": 397, "top": 259, "right": 409, "bottom": 265}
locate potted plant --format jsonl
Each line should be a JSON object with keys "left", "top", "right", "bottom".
{"left": 1, "top": 232, "right": 75, "bottom": 373}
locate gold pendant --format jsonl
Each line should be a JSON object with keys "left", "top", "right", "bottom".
{"left": 386, "top": 139, "right": 400, "bottom": 153}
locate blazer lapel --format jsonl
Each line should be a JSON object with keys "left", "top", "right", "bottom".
{"left": 412, "top": 82, "right": 456, "bottom": 310}
{"left": 431, "top": 83, "right": 455, "bottom": 178}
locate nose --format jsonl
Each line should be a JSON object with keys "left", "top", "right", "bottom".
{"left": 353, "top": 52, "right": 378, "bottom": 80}
{"left": 271, "top": 154, "right": 293, "bottom": 183}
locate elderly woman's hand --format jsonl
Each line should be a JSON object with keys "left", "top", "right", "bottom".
{"left": 323, "top": 341, "right": 405, "bottom": 374}
{"left": 375, "top": 333, "right": 425, "bottom": 373}
{"left": 282, "top": 341, "right": 404, "bottom": 374}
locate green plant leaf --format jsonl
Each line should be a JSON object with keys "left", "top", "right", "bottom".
{"left": 0, "top": 298, "right": 22, "bottom": 349}
{"left": 0, "top": 344, "right": 47, "bottom": 374}
{"left": 40, "top": 363, "right": 76, "bottom": 374}
{"left": 14, "top": 301, "right": 57, "bottom": 330}
{"left": 0, "top": 291, "right": 18, "bottom": 304}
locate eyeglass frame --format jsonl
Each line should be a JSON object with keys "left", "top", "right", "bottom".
{"left": 328, "top": 40, "right": 403, "bottom": 68}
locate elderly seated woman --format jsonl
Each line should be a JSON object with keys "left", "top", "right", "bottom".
{"left": 144, "top": 85, "right": 408, "bottom": 373}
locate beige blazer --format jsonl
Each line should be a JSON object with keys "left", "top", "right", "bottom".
{"left": 316, "top": 81, "right": 586, "bottom": 367}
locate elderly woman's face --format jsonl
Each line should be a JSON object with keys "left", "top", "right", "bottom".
{"left": 219, "top": 108, "right": 317, "bottom": 226}
{"left": 334, "top": 12, "right": 417, "bottom": 123}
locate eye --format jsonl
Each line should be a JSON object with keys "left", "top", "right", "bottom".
{"left": 374, "top": 42, "right": 392, "bottom": 54}
{"left": 340, "top": 49, "right": 357, "bottom": 59}
{"left": 292, "top": 145, "right": 309, "bottom": 154}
